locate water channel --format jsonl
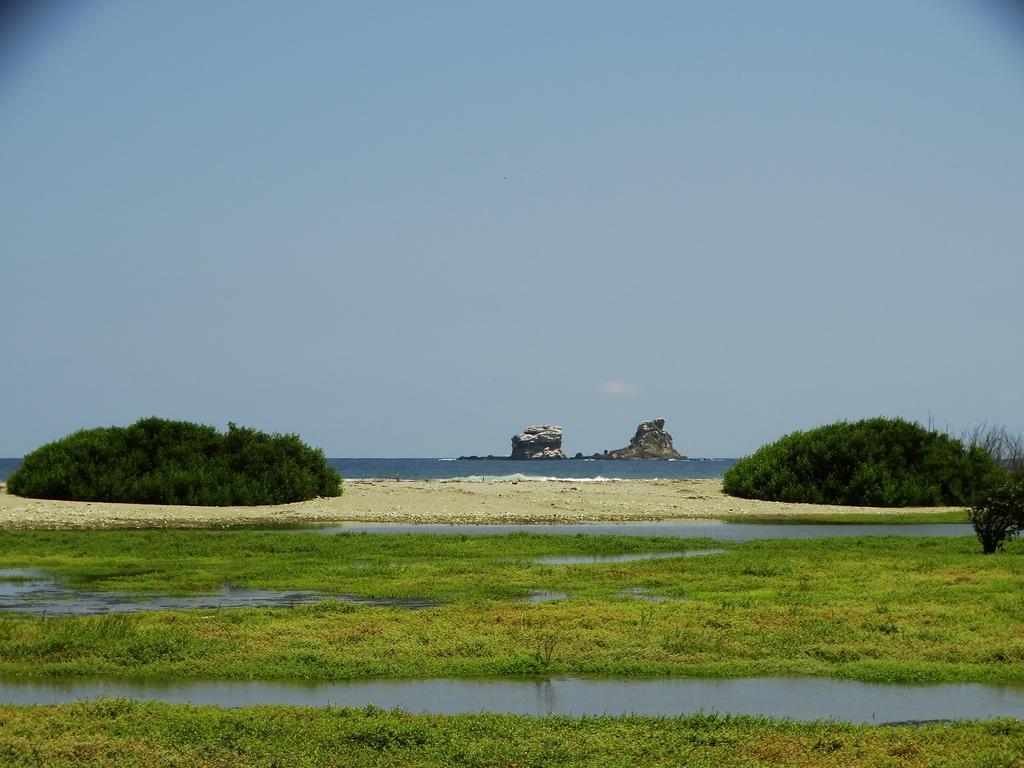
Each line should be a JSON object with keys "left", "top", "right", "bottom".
{"left": 0, "top": 676, "right": 1020, "bottom": 723}
{"left": 282, "top": 520, "right": 973, "bottom": 541}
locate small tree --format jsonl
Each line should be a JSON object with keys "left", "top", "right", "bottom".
{"left": 969, "top": 478, "right": 1024, "bottom": 554}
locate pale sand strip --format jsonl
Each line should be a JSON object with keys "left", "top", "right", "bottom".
{"left": 0, "top": 479, "right": 963, "bottom": 529}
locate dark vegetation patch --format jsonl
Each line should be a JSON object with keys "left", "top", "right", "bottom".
{"left": 723, "top": 418, "right": 999, "bottom": 507}
{"left": 6, "top": 417, "right": 341, "bottom": 506}
{"left": 720, "top": 510, "right": 971, "bottom": 524}
{"left": 969, "top": 477, "right": 1024, "bottom": 554}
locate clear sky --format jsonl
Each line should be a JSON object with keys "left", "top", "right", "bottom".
{"left": 1, "top": 1, "right": 1022, "bottom": 458}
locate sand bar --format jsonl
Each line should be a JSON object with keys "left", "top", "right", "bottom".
{"left": 0, "top": 479, "right": 963, "bottom": 529}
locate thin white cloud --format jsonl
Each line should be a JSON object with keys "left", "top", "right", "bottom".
{"left": 598, "top": 381, "right": 640, "bottom": 396}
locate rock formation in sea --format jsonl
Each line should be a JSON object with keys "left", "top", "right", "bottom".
{"left": 598, "top": 419, "right": 685, "bottom": 460}
{"left": 457, "top": 420, "right": 684, "bottom": 460}
{"left": 510, "top": 425, "right": 567, "bottom": 460}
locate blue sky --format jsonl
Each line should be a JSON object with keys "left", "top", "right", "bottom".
{"left": 1, "top": 1, "right": 1022, "bottom": 457}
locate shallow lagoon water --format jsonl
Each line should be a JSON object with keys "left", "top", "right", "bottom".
{"left": 0, "top": 552, "right": 714, "bottom": 613}
{"left": 0, "top": 575, "right": 437, "bottom": 615}
{"left": 0, "top": 676, "right": 1021, "bottom": 723}
{"left": 617, "top": 587, "right": 675, "bottom": 603}
{"left": 527, "top": 590, "right": 569, "bottom": 603}
{"left": 0, "top": 550, "right": 721, "bottom": 615}
{"left": 288, "top": 520, "right": 973, "bottom": 541}
{"left": 533, "top": 549, "right": 725, "bottom": 565}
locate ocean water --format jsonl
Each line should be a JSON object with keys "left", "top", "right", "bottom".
{"left": 0, "top": 459, "right": 21, "bottom": 482}
{"left": 328, "top": 457, "right": 736, "bottom": 481}
{"left": 0, "top": 457, "right": 736, "bottom": 483}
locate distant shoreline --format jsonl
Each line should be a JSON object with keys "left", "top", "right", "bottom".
{"left": 0, "top": 457, "right": 737, "bottom": 484}
{"left": 0, "top": 478, "right": 964, "bottom": 530}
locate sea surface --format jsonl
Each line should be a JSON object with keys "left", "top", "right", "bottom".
{"left": 0, "top": 459, "right": 22, "bottom": 482}
{"left": 0, "top": 457, "right": 736, "bottom": 483}
{"left": 328, "top": 457, "right": 735, "bottom": 481}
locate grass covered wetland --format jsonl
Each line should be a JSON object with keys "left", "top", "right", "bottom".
{"left": 0, "top": 529, "right": 1022, "bottom": 684}
{"left": 0, "top": 528, "right": 1022, "bottom": 765}
{"left": 0, "top": 703, "right": 1022, "bottom": 767}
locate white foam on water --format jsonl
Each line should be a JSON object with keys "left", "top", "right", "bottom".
{"left": 440, "top": 474, "right": 624, "bottom": 483}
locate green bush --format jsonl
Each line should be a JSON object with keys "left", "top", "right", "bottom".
{"left": 969, "top": 477, "right": 1024, "bottom": 554}
{"left": 722, "top": 417, "right": 1000, "bottom": 507}
{"left": 7, "top": 417, "right": 342, "bottom": 506}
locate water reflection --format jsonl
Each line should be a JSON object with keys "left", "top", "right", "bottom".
{"left": 527, "top": 591, "right": 569, "bottom": 603}
{"left": 0, "top": 574, "right": 436, "bottom": 615}
{"left": 532, "top": 549, "right": 725, "bottom": 565}
{"left": 0, "top": 676, "right": 1019, "bottom": 723}
{"left": 283, "top": 521, "right": 973, "bottom": 541}
{"left": 616, "top": 587, "right": 676, "bottom": 603}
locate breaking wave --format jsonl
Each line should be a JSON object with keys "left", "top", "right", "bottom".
{"left": 439, "top": 474, "right": 621, "bottom": 483}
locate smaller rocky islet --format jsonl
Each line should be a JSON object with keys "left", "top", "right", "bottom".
{"left": 458, "top": 419, "right": 685, "bottom": 461}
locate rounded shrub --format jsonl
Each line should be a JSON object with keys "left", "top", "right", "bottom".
{"left": 722, "top": 417, "right": 1000, "bottom": 506}
{"left": 7, "top": 417, "right": 342, "bottom": 506}
{"left": 969, "top": 477, "right": 1024, "bottom": 554}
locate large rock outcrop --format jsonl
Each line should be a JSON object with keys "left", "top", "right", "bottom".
{"left": 601, "top": 419, "right": 684, "bottom": 459}
{"left": 510, "top": 425, "right": 566, "bottom": 460}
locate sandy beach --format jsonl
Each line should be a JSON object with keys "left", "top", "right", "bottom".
{"left": 0, "top": 479, "right": 963, "bottom": 529}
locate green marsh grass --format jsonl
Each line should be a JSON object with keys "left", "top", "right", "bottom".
{"left": 0, "top": 531, "right": 1022, "bottom": 683}
{"left": 0, "top": 702, "right": 1021, "bottom": 767}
